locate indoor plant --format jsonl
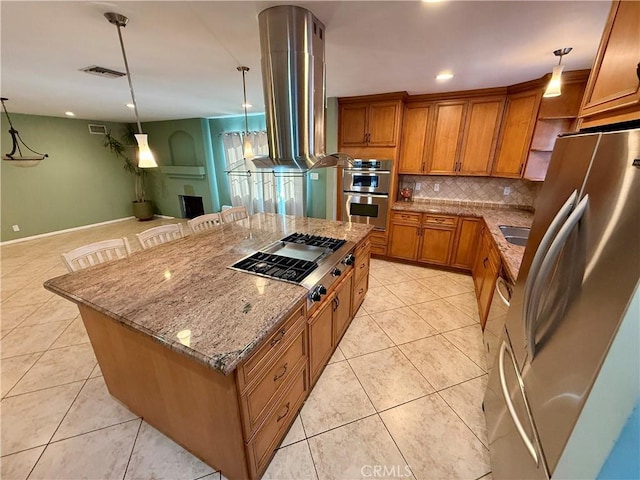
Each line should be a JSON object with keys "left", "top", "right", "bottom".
{"left": 103, "top": 127, "right": 154, "bottom": 220}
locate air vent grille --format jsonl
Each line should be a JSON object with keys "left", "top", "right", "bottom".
{"left": 80, "top": 65, "right": 126, "bottom": 78}
{"left": 88, "top": 124, "right": 108, "bottom": 135}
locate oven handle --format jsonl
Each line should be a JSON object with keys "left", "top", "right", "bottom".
{"left": 343, "top": 192, "right": 390, "bottom": 198}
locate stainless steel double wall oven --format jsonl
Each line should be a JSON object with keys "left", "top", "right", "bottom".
{"left": 341, "top": 159, "right": 392, "bottom": 230}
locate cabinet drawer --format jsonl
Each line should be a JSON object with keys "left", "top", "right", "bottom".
{"left": 351, "top": 275, "right": 368, "bottom": 317}
{"left": 241, "top": 326, "right": 306, "bottom": 437}
{"left": 370, "top": 244, "right": 387, "bottom": 256}
{"left": 354, "top": 245, "right": 370, "bottom": 287}
{"left": 246, "top": 363, "right": 308, "bottom": 478}
{"left": 423, "top": 215, "right": 458, "bottom": 227}
{"left": 391, "top": 211, "right": 421, "bottom": 225}
{"left": 237, "top": 303, "right": 305, "bottom": 391}
{"left": 369, "top": 230, "right": 388, "bottom": 246}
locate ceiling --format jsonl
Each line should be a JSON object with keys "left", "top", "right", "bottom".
{"left": 1, "top": 1, "right": 611, "bottom": 123}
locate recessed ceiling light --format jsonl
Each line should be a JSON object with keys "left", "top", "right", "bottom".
{"left": 65, "top": 111, "right": 75, "bottom": 117}
{"left": 126, "top": 103, "right": 135, "bottom": 109}
{"left": 422, "top": 0, "right": 442, "bottom": 3}
{"left": 242, "top": 103, "right": 253, "bottom": 109}
{"left": 436, "top": 72, "right": 454, "bottom": 81}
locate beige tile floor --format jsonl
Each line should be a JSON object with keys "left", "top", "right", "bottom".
{"left": 1, "top": 219, "right": 492, "bottom": 480}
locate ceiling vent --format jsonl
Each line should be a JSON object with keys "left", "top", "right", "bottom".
{"left": 88, "top": 124, "right": 107, "bottom": 135}
{"left": 80, "top": 65, "right": 126, "bottom": 78}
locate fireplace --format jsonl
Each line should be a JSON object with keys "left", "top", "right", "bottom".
{"left": 179, "top": 195, "right": 204, "bottom": 219}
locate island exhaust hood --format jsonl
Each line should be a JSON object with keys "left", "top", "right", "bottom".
{"left": 252, "top": 5, "right": 345, "bottom": 171}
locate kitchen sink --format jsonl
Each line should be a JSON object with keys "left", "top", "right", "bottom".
{"left": 499, "top": 225, "right": 530, "bottom": 247}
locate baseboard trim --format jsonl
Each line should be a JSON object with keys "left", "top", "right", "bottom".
{"left": 1, "top": 216, "right": 140, "bottom": 246}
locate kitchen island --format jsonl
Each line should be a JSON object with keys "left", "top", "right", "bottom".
{"left": 44, "top": 213, "right": 373, "bottom": 480}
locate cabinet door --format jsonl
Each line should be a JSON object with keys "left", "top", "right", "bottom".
{"left": 418, "top": 226, "right": 456, "bottom": 266}
{"left": 478, "top": 256, "right": 499, "bottom": 330}
{"left": 333, "top": 271, "right": 353, "bottom": 345}
{"left": 368, "top": 102, "right": 400, "bottom": 146}
{"left": 580, "top": 0, "right": 640, "bottom": 120}
{"left": 340, "top": 104, "right": 368, "bottom": 146}
{"left": 472, "top": 224, "right": 488, "bottom": 293}
{"left": 451, "top": 217, "right": 481, "bottom": 270}
{"left": 492, "top": 90, "right": 541, "bottom": 178}
{"left": 308, "top": 299, "right": 334, "bottom": 384}
{"left": 459, "top": 97, "right": 505, "bottom": 176}
{"left": 399, "top": 104, "right": 432, "bottom": 174}
{"left": 427, "top": 102, "right": 467, "bottom": 175}
{"left": 389, "top": 223, "right": 420, "bottom": 260}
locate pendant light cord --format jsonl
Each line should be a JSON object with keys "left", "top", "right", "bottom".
{"left": 240, "top": 66, "right": 250, "bottom": 135}
{"left": 114, "top": 23, "right": 143, "bottom": 134}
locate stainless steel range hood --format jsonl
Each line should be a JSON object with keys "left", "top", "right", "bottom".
{"left": 254, "top": 5, "right": 343, "bottom": 171}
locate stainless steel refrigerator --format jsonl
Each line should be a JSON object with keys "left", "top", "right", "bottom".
{"left": 483, "top": 128, "right": 640, "bottom": 479}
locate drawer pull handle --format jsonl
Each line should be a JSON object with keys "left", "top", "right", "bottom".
{"left": 273, "top": 363, "right": 288, "bottom": 381}
{"left": 270, "top": 330, "right": 286, "bottom": 347}
{"left": 435, "top": 218, "right": 445, "bottom": 222}
{"left": 358, "top": 288, "right": 364, "bottom": 294}
{"left": 277, "top": 402, "right": 291, "bottom": 422}
{"left": 483, "top": 257, "right": 489, "bottom": 268}
{"left": 360, "top": 262, "right": 366, "bottom": 269}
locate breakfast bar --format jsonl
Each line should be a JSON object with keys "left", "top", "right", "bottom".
{"left": 44, "top": 214, "right": 373, "bottom": 480}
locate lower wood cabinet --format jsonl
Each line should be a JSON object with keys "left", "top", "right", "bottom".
{"left": 389, "top": 211, "right": 480, "bottom": 271}
{"left": 308, "top": 298, "right": 334, "bottom": 384}
{"left": 471, "top": 222, "right": 501, "bottom": 329}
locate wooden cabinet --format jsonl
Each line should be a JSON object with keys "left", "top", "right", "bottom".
{"left": 399, "top": 104, "right": 433, "bottom": 174}
{"left": 472, "top": 223, "right": 501, "bottom": 329}
{"left": 369, "top": 230, "right": 388, "bottom": 256}
{"left": 339, "top": 100, "right": 402, "bottom": 147}
{"left": 308, "top": 298, "right": 334, "bottom": 385}
{"left": 525, "top": 72, "right": 589, "bottom": 181}
{"left": 351, "top": 240, "right": 371, "bottom": 316}
{"left": 428, "top": 102, "right": 467, "bottom": 174}
{"left": 450, "top": 217, "right": 481, "bottom": 270}
{"left": 459, "top": 97, "right": 505, "bottom": 176}
{"left": 579, "top": 0, "right": 640, "bottom": 128}
{"left": 399, "top": 95, "right": 504, "bottom": 177}
{"left": 332, "top": 271, "right": 353, "bottom": 345}
{"left": 492, "top": 89, "right": 542, "bottom": 178}
{"left": 389, "top": 211, "right": 458, "bottom": 266}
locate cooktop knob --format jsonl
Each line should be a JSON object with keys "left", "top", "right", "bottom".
{"left": 343, "top": 254, "right": 355, "bottom": 266}
{"left": 331, "top": 267, "right": 342, "bottom": 277}
{"left": 318, "top": 285, "right": 327, "bottom": 295}
{"left": 309, "top": 287, "right": 322, "bottom": 302}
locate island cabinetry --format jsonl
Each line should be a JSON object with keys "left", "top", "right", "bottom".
{"left": 351, "top": 240, "right": 371, "bottom": 316}
{"left": 492, "top": 88, "right": 542, "bottom": 178}
{"left": 450, "top": 217, "right": 481, "bottom": 270}
{"left": 472, "top": 222, "right": 501, "bottom": 328}
{"left": 579, "top": 0, "right": 640, "bottom": 128}
{"left": 369, "top": 230, "right": 388, "bottom": 256}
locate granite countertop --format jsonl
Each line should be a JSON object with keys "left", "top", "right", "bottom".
{"left": 392, "top": 200, "right": 534, "bottom": 282}
{"left": 45, "top": 214, "right": 373, "bottom": 375}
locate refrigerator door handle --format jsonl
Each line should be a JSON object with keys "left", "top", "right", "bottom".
{"left": 498, "top": 341, "right": 539, "bottom": 466}
{"left": 524, "top": 190, "right": 578, "bottom": 315}
{"left": 523, "top": 190, "right": 578, "bottom": 351}
{"left": 496, "top": 276, "right": 512, "bottom": 307}
{"left": 526, "top": 194, "right": 589, "bottom": 360}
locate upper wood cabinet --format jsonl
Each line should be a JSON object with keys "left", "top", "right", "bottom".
{"left": 579, "top": 0, "right": 640, "bottom": 128}
{"left": 428, "top": 102, "right": 467, "bottom": 175}
{"left": 492, "top": 89, "right": 542, "bottom": 178}
{"left": 459, "top": 97, "right": 505, "bottom": 176}
{"left": 398, "top": 104, "right": 433, "bottom": 174}
{"left": 399, "top": 95, "right": 504, "bottom": 176}
{"left": 339, "top": 99, "right": 403, "bottom": 147}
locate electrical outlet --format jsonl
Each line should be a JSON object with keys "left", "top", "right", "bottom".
{"left": 434, "top": 183, "right": 440, "bottom": 192}
{"left": 309, "top": 172, "right": 319, "bottom": 180}
{"left": 415, "top": 183, "right": 421, "bottom": 191}
{"left": 12, "top": 225, "right": 20, "bottom": 232}
{"left": 503, "top": 186, "right": 511, "bottom": 196}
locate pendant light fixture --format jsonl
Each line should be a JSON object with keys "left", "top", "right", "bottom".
{"left": 543, "top": 47, "right": 572, "bottom": 98}
{"left": 1, "top": 97, "right": 48, "bottom": 167}
{"left": 105, "top": 12, "right": 157, "bottom": 168}
{"left": 237, "top": 66, "right": 254, "bottom": 160}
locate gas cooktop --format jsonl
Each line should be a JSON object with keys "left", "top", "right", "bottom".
{"left": 229, "top": 232, "right": 351, "bottom": 287}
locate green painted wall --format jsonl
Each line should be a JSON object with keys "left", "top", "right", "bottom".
{"left": 1, "top": 114, "right": 134, "bottom": 241}
{"left": 143, "top": 118, "right": 215, "bottom": 218}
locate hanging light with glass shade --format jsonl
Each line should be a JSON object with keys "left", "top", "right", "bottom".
{"left": 543, "top": 47, "right": 572, "bottom": 98}
{"left": 1, "top": 97, "right": 48, "bottom": 167}
{"left": 237, "top": 66, "right": 255, "bottom": 160}
{"left": 105, "top": 12, "right": 157, "bottom": 168}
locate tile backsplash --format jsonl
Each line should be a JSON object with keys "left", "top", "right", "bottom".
{"left": 398, "top": 175, "right": 542, "bottom": 209}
